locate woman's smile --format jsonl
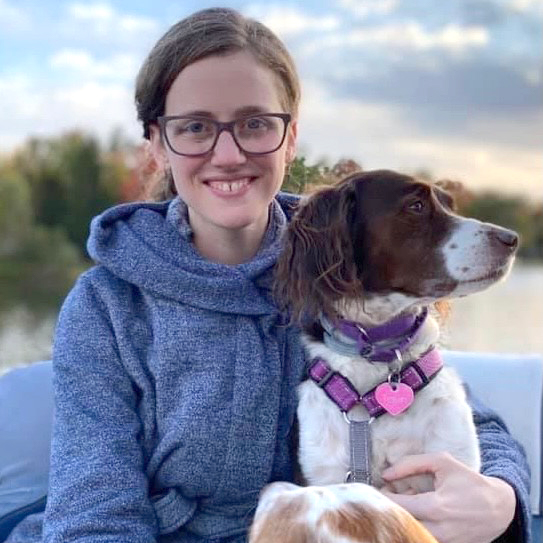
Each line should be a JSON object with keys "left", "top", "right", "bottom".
{"left": 203, "top": 176, "right": 254, "bottom": 196}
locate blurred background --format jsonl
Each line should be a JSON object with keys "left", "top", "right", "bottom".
{"left": 1, "top": 0, "right": 542, "bottom": 371}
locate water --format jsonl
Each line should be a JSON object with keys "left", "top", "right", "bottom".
{"left": 444, "top": 261, "right": 543, "bottom": 356}
{"left": 0, "top": 306, "right": 58, "bottom": 372}
{"left": 0, "top": 262, "right": 542, "bottom": 372}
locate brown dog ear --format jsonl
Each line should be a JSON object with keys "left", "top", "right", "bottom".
{"left": 274, "top": 183, "right": 362, "bottom": 323}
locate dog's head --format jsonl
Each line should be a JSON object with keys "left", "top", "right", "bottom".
{"left": 275, "top": 169, "right": 518, "bottom": 323}
{"left": 249, "top": 482, "right": 439, "bottom": 543}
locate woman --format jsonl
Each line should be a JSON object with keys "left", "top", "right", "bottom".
{"left": 3, "top": 7, "right": 531, "bottom": 543}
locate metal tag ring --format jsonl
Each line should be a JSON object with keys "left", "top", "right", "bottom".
{"left": 343, "top": 411, "right": 374, "bottom": 425}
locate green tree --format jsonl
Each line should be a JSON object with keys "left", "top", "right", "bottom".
{"left": 0, "top": 153, "right": 84, "bottom": 306}
{"left": 101, "top": 149, "right": 131, "bottom": 203}
{"left": 13, "top": 137, "right": 68, "bottom": 229}
{"left": 0, "top": 163, "right": 33, "bottom": 255}
{"left": 281, "top": 156, "right": 363, "bottom": 195}
{"left": 12, "top": 131, "right": 126, "bottom": 256}
{"left": 56, "top": 132, "right": 111, "bottom": 252}
{"left": 281, "top": 156, "right": 329, "bottom": 194}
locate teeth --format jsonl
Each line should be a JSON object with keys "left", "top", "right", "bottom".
{"left": 208, "top": 178, "right": 250, "bottom": 193}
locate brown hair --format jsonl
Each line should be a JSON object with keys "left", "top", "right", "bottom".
{"left": 135, "top": 7, "right": 301, "bottom": 200}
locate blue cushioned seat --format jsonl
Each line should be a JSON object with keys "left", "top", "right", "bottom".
{"left": 0, "top": 362, "right": 53, "bottom": 542}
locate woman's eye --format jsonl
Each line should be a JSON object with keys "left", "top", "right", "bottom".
{"left": 171, "top": 120, "right": 213, "bottom": 138}
{"left": 407, "top": 200, "right": 425, "bottom": 213}
{"left": 245, "top": 117, "right": 267, "bottom": 130}
{"left": 186, "top": 122, "right": 205, "bottom": 133}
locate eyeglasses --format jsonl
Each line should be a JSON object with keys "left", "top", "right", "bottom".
{"left": 157, "top": 113, "right": 291, "bottom": 157}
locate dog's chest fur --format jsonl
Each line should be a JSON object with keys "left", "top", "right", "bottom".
{"left": 296, "top": 315, "right": 481, "bottom": 492}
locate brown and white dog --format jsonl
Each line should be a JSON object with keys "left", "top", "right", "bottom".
{"left": 250, "top": 169, "right": 518, "bottom": 543}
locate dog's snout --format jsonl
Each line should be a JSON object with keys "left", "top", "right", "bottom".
{"left": 491, "top": 227, "right": 519, "bottom": 251}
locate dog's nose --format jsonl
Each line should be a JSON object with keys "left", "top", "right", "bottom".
{"left": 496, "top": 228, "right": 519, "bottom": 249}
{"left": 490, "top": 227, "right": 519, "bottom": 250}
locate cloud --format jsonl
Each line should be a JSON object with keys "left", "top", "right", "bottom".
{"left": 49, "top": 50, "right": 96, "bottom": 70}
{"left": 300, "top": 21, "right": 488, "bottom": 57}
{"left": 0, "top": 2, "right": 156, "bottom": 151}
{"left": 62, "top": 1, "right": 159, "bottom": 43}
{"left": 0, "top": 0, "right": 30, "bottom": 33}
{"left": 0, "top": 74, "right": 141, "bottom": 151}
{"left": 297, "top": 79, "right": 542, "bottom": 198}
{"left": 337, "top": 0, "right": 399, "bottom": 19}
{"left": 245, "top": 4, "right": 340, "bottom": 36}
{"left": 509, "top": 0, "right": 543, "bottom": 14}
{"left": 49, "top": 49, "right": 140, "bottom": 81}
{"left": 67, "top": 2, "right": 114, "bottom": 21}
{"left": 328, "top": 58, "right": 541, "bottom": 115}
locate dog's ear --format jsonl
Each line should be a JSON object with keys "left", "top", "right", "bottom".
{"left": 320, "top": 500, "right": 439, "bottom": 543}
{"left": 249, "top": 491, "right": 315, "bottom": 543}
{"left": 274, "top": 183, "right": 362, "bottom": 323}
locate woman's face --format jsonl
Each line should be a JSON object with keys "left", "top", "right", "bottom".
{"left": 149, "top": 50, "right": 297, "bottom": 241}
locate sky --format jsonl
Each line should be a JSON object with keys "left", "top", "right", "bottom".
{"left": 1, "top": 0, "right": 542, "bottom": 199}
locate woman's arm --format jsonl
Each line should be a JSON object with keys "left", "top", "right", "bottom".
{"left": 43, "top": 274, "right": 157, "bottom": 543}
{"left": 470, "top": 390, "right": 532, "bottom": 543}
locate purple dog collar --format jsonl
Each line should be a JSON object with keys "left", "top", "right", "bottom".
{"left": 308, "top": 348, "right": 444, "bottom": 418}
{"left": 339, "top": 307, "right": 429, "bottom": 362}
{"left": 337, "top": 309, "right": 427, "bottom": 344}
{"left": 322, "top": 308, "right": 429, "bottom": 363}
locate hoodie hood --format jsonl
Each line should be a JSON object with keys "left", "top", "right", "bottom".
{"left": 87, "top": 193, "right": 298, "bottom": 316}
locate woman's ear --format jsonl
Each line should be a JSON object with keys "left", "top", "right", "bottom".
{"left": 148, "top": 123, "right": 169, "bottom": 170}
{"left": 285, "top": 119, "right": 297, "bottom": 164}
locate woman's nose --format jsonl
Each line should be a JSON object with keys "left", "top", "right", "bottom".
{"left": 210, "top": 130, "right": 247, "bottom": 165}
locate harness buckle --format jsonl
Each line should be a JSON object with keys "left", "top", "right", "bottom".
{"left": 315, "top": 367, "right": 336, "bottom": 389}
{"left": 343, "top": 411, "right": 375, "bottom": 425}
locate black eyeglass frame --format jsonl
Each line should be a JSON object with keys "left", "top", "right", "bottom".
{"left": 156, "top": 113, "right": 292, "bottom": 157}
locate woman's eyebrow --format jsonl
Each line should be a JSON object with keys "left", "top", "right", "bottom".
{"left": 173, "top": 106, "right": 272, "bottom": 118}
{"left": 172, "top": 110, "right": 214, "bottom": 118}
{"left": 233, "top": 105, "right": 271, "bottom": 116}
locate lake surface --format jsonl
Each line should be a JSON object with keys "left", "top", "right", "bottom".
{"left": 0, "top": 261, "right": 542, "bottom": 372}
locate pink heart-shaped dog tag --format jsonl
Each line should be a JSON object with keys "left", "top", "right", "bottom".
{"left": 375, "top": 382, "right": 414, "bottom": 416}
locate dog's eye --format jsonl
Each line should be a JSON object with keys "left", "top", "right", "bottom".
{"left": 407, "top": 200, "right": 425, "bottom": 213}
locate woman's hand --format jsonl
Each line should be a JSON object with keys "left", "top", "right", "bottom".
{"left": 380, "top": 452, "right": 516, "bottom": 543}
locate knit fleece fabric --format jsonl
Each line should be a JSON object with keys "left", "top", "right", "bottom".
{"left": 6, "top": 194, "right": 532, "bottom": 543}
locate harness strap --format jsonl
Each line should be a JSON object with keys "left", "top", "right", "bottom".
{"left": 308, "top": 348, "right": 444, "bottom": 418}
{"left": 345, "top": 419, "right": 373, "bottom": 485}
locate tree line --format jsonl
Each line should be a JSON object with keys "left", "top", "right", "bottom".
{"left": 0, "top": 130, "right": 541, "bottom": 303}
{"left": 0, "top": 131, "right": 135, "bottom": 304}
